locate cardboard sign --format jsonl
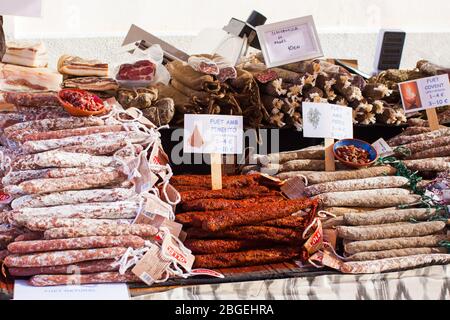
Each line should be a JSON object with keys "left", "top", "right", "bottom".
{"left": 302, "top": 102, "right": 353, "bottom": 140}
{"left": 0, "top": 0, "right": 42, "bottom": 17}
{"left": 399, "top": 74, "right": 450, "bottom": 113}
{"left": 256, "top": 16, "right": 323, "bottom": 68}
{"left": 183, "top": 114, "right": 243, "bottom": 155}
{"left": 372, "top": 138, "right": 394, "bottom": 157}
{"left": 14, "top": 280, "right": 129, "bottom": 300}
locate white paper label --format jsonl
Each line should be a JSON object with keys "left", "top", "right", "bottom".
{"left": 302, "top": 102, "right": 353, "bottom": 140}
{"left": 183, "top": 114, "right": 243, "bottom": 155}
{"left": 372, "top": 138, "right": 394, "bottom": 157}
{"left": 399, "top": 74, "right": 450, "bottom": 113}
{"left": 256, "top": 16, "right": 323, "bottom": 68}
{"left": 0, "top": 0, "right": 42, "bottom": 17}
{"left": 13, "top": 280, "right": 129, "bottom": 300}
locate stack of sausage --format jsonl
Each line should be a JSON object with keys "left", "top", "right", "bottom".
{"left": 388, "top": 120, "right": 450, "bottom": 178}
{"left": 329, "top": 208, "right": 450, "bottom": 274}
{"left": 173, "top": 174, "right": 318, "bottom": 269}
{"left": 0, "top": 93, "right": 178, "bottom": 286}
{"left": 242, "top": 57, "right": 406, "bottom": 128}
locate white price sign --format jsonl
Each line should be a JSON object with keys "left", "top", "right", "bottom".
{"left": 0, "top": 0, "right": 42, "bottom": 17}
{"left": 256, "top": 16, "right": 323, "bottom": 68}
{"left": 302, "top": 103, "right": 353, "bottom": 140}
{"left": 14, "top": 280, "right": 130, "bottom": 300}
{"left": 399, "top": 74, "right": 450, "bottom": 113}
{"left": 372, "top": 138, "right": 394, "bottom": 157}
{"left": 183, "top": 114, "right": 243, "bottom": 155}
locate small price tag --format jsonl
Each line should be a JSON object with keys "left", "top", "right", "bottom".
{"left": 183, "top": 114, "right": 243, "bottom": 155}
{"left": 132, "top": 244, "right": 171, "bottom": 286}
{"left": 303, "top": 219, "right": 323, "bottom": 255}
{"left": 372, "top": 138, "right": 394, "bottom": 157}
{"left": 161, "top": 236, "right": 195, "bottom": 272}
{"left": 302, "top": 102, "right": 353, "bottom": 140}
{"left": 399, "top": 74, "right": 450, "bottom": 113}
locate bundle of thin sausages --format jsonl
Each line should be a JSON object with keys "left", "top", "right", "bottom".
{"left": 175, "top": 175, "right": 317, "bottom": 269}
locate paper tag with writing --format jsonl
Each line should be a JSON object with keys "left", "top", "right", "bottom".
{"left": 125, "top": 107, "right": 157, "bottom": 128}
{"left": 161, "top": 236, "right": 195, "bottom": 272}
{"left": 189, "top": 269, "right": 225, "bottom": 279}
{"left": 183, "top": 114, "right": 243, "bottom": 155}
{"left": 372, "top": 138, "right": 394, "bottom": 157}
{"left": 399, "top": 74, "right": 450, "bottom": 113}
{"left": 132, "top": 244, "right": 171, "bottom": 286}
{"left": 142, "top": 193, "right": 174, "bottom": 220}
{"left": 0, "top": 191, "right": 12, "bottom": 204}
{"left": 321, "top": 250, "right": 344, "bottom": 271}
{"left": 160, "top": 184, "right": 180, "bottom": 206}
{"left": 303, "top": 219, "right": 323, "bottom": 255}
{"left": 281, "top": 177, "right": 306, "bottom": 199}
{"left": 323, "top": 229, "right": 338, "bottom": 250}
{"left": 303, "top": 102, "right": 353, "bottom": 140}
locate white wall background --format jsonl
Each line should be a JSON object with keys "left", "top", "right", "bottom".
{"left": 3, "top": 0, "right": 450, "bottom": 73}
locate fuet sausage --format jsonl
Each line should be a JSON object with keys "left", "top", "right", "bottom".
{"left": 7, "top": 235, "right": 145, "bottom": 254}
{"left": 337, "top": 221, "right": 446, "bottom": 241}
{"left": 344, "top": 235, "right": 449, "bottom": 255}
{"left": 11, "top": 188, "right": 136, "bottom": 209}
{"left": 4, "top": 247, "right": 128, "bottom": 267}
{"left": 21, "top": 217, "right": 133, "bottom": 232}
{"left": 343, "top": 208, "right": 438, "bottom": 226}
{"left": 44, "top": 224, "right": 159, "bottom": 240}
{"left": 8, "top": 259, "right": 119, "bottom": 277}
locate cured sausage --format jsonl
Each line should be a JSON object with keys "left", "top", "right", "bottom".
{"left": 21, "top": 217, "right": 132, "bottom": 232}
{"left": 388, "top": 128, "right": 450, "bottom": 147}
{"left": 172, "top": 174, "right": 260, "bottom": 189}
{"left": 11, "top": 188, "right": 136, "bottom": 209}
{"left": 18, "top": 125, "right": 124, "bottom": 142}
{"left": 3, "top": 91, "right": 61, "bottom": 108}
{"left": 252, "top": 146, "right": 324, "bottom": 165}
{"left": 44, "top": 224, "right": 159, "bottom": 240}
{"left": 59, "top": 142, "right": 131, "bottom": 156}
{"left": 399, "top": 136, "right": 450, "bottom": 154}
{"left": 403, "top": 157, "right": 450, "bottom": 172}
{"left": 11, "top": 150, "right": 119, "bottom": 171}
{"left": 343, "top": 208, "right": 438, "bottom": 226}
{"left": 29, "top": 272, "right": 141, "bottom": 287}
{"left": 322, "top": 207, "right": 397, "bottom": 217}
{"left": 180, "top": 186, "right": 274, "bottom": 202}
{"left": 186, "top": 226, "right": 304, "bottom": 244}
{"left": 259, "top": 215, "right": 308, "bottom": 229}
{"left": 11, "top": 200, "right": 141, "bottom": 222}
{"left": 276, "top": 166, "right": 397, "bottom": 184}
{"left": 406, "top": 145, "right": 450, "bottom": 160}
{"left": 184, "top": 239, "right": 270, "bottom": 255}
{"left": 346, "top": 247, "right": 447, "bottom": 261}
{"left": 8, "top": 259, "right": 119, "bottom": 277}
{"left": 316, "top": 189, "right": 419, "bottom": 208}
{"left": 305, "top": 176, "right": 409, "bottom": 197}
{"left": 4, "top": 117, "right": 105, "bottom": 137}
{"left": 7, "top": 235, "right": 145, "bottom": 254}
{"left": 344, "top": 235, "right": 449, "bottom": 255}
{"left": 2, "top": 167, "right": 117, "bottom": 186}
{"left": 201, "top": 199, "right": 314, "bottom": 232}
{"left": 180, "top": 196, "right": 284, "bottom": 212}
{"left": 22, "top": 131, "right": 150, "bottom": 154}
{"left": 5, "top": 171, "right": 127, "bottom": 196}
{"left": 340, "top": 254, "right": 450, "bottom": 274}
{"left": 336, "top": 221, "right": 446, "bottom": 241}
{"left": 4, "top": 247, "right": 128, "bottom": 267}
{"left": 193, "top": 248, "right": 300, "bottom": 269}
{"left": 14, "top": 232, "right": 43, "bottom": 242}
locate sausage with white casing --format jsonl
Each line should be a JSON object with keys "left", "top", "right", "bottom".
{"left": 11, "top": 188, "right": 136, "bottom": 209}
{"left": 344, "top": 235, "right": 449, "bottom": 255}
{"left": 305, "top": 176, "right": 409, "bottom": 197}
{"left": 343, "top": 208, "right": 438, "bottom": 226}
{"left": 336, "top": 221, "right": 446, "bottom": 241}
{"left": 4, "top": 247, "right": 128, "bottom": 267}
{"left": 44, "top": 224, "right": 159, "bottom": 240}
{"left": 29, "top": 272, "right": 141, "bottom": 287}
{"left": 345, "top": 247, "right": 447, "bottom": 261}
{"left": 339, "top": 254, "right": 450, "bottom": 274}
{"left": 20, "top": 217, "right": 132, "bottom": 232}
{"left": 315, "top": 188, "right": 418, "bottom": 207}
{"left": 7, "top": 235, "right": 145, "bottom": 254}
{"left": 403, "top": 157, "right": 450, "bottom": 172}
{"left": 276, "top": 166, "right": 397, "bottom": 184}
